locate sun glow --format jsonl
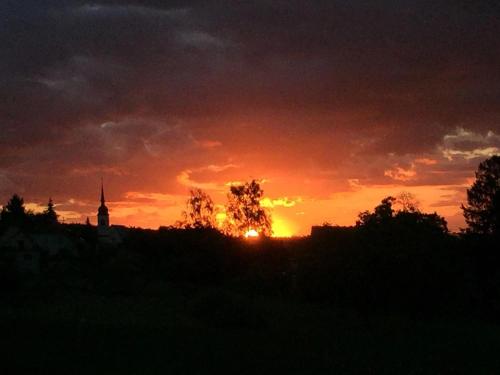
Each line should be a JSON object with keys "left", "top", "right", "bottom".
{"left": 271, "top": 216, "right": 294, "bottom": 238}
{"left": 244, "top": 229, "right": 259, "bottom": 238}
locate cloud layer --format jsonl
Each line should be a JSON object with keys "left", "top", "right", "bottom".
{"left": 1, "top": 1, "right": 500, "bottom": 233}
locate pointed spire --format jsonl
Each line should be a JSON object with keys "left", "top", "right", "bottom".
{"left": 97, "top": 177, "right": 109, "bottom": 224}
{"left": 100, "top": 177, "right": 105, "bottom": 206}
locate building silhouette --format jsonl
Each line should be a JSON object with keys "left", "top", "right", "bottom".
{"left": 97, "top": 183, "right": 109, "bottom": 228}
{"left": 96, "top": 181, "right": 126, "bottom": 245}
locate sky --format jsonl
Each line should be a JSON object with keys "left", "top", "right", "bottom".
{"left": 1, "top": 1, "right": 500, "bottom": 236}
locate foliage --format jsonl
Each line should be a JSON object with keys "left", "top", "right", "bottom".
{"left": 0, "top": 194, "right": 27, "bottom": 226}
{"left": 42, "top": 198, "right": 58, "bottom": 225}
{"left": 395, "top": 191, "right": 419, "bottom": 212}
{"left": 2, "top": 194, "right": 25, "bottom": 215}
{"left": 357, "top": 195, "right": 448, "bottom": 234}
{"left": 357, "top": 196, "right": 396, "bottom": 226}
{"left": 224, "top": 180, "right": 272, "bottom": 237}
{"left": 1, "top": 194, "right": 63, "bottom": 230}
{"left": 462, "top": 155, "right": 500, "bottom": 235}
{"left": 177, "top": 189, "right": 217, "bottom": 229}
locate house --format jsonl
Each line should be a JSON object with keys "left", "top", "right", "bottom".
{"left": 0, "top": 226, "right": 79, "bottom": 273}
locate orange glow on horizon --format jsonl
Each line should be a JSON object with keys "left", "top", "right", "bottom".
{"left": 271, "top": 216, "right": 294, "bottom": 237}
{"left": 244, "top": 229, "right": 259, "bottom": 238}
{"left": 47, "top": 178, "right": 468, "bottom": 235}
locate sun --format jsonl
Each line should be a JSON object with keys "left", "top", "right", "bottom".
{"left": 244, "top": 229, "right": 259, "bottom": 238}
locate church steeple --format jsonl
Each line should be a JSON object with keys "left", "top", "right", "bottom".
{"left": 97, "top": 179, "right": 109, "bottom": 228}
{"left": 100, "top": 179, "right": 106, "bottom": 206}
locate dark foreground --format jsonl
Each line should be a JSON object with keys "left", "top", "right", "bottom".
{"left": 2, "top": 281, "right": 500, "bottom": 374}
{"left": 2, "top": 225, "right": 500, "bottom": 374}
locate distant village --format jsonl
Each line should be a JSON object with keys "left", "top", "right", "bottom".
{"left": 2, "top": 155, "right": 498, "bottom": 277}
{"left": 0, "top": 184, "right": 129, "bottom": 274}
{"left": 0, "top": 181, "right": 352, "bottom": 275}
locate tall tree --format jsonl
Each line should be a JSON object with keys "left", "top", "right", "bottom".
{"left": 178, "top": 188, "right": 216, "bottom": 229}
{"left": 224, "top": 180, "right": 272, "bottom": 237}
{"left": 462, "top": 155, "right": 500, "bottom": 235}
{"left": 43, "top": 197, "right": 58, "bottom": 224}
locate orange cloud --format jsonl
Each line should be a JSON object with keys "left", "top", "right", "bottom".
{"left": 415, "top": 158, "right": 438, "bottom": 165}
{"left": 260, "top": 196, "right": 302, "bottom": 208}
{"left": 384, "top": 165, "right": 417, "bottom": 181}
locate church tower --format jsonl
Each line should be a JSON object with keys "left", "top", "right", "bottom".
{"left": 96, "top": 180, "right": 122, "bottom": 246}
{"left": 97, "top": 182, "right": 109, "bottom": 229}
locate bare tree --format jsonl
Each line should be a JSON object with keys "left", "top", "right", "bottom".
{"left": 396, "top": 191, "right": 419, "bottom": 212}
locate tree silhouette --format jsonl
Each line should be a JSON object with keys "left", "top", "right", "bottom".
{"left": 462, "top": 155, "right": 500, "bottom": 235}
{"left": 357, "top": 195, "right": 448, "bottom": 234}
{"left": 224, "top": 180, "right": 272, "bottom": 237}
{"left": 357, "top": 196, "right": 396, "bottom": 227}
{"left": 178, "top": 188, "right": 217, "bottom": 229}
{"left": 43, "top": 197, "right": 58, "bottom": 224}
{"left": 396, "top": 191, "right": 419, "bottom": 212}
{"left": 1, "top": 194, "right": 27, "bottom": 226}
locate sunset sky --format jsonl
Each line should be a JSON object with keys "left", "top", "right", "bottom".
{"left": 2, "top": 1, "right": 500, "bottom": 235}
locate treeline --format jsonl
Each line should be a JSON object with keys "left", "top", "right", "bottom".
{"left": 71, "top": 215, "right": 496, "bottom": 319}
{"left": 84, "top": 155, "right": 500, "bottom": 318}
{"left": 0, "top": 194, "right": 58, "bottom": 230}
{"left": 176, "top": 180, "right": 272, "bottom": 237}
{"left": 1, "top": 156, "right": 499, "bottom": 320}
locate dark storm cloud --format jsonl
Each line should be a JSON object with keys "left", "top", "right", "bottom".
{"left": 4, "top": 2, "right": 500, "bottom": 120}
{"left": 1, "top": 0, "right": 500, "bottom": 203}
